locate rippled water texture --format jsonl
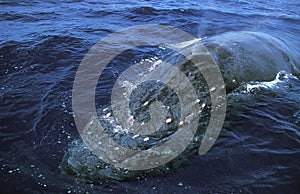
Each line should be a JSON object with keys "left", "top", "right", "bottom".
{"left": 1, "top": 0, "right": 300, "bottom": 193}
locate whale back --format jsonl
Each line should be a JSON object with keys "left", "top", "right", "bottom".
{"left": 202, "top": 31, "right": 300, "bottom": 90}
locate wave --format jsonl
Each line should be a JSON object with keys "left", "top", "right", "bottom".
{"left": 0, "top": 35, "right": 86, "bottom": 140}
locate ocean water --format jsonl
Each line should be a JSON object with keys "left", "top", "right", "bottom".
{"left": 1, "top": 0, "right": 300, "bottom": 193}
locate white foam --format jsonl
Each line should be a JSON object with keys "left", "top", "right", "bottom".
{"left": 245, "top": 71, "right": 293, "bottom": 93}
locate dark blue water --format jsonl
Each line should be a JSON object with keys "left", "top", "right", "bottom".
{"left": 1, "top": 0, "right": 300, "bottom": 193}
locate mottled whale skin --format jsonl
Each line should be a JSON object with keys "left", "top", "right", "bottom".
{"left": 61, "top": 31, "right": 300, "bottom": 181}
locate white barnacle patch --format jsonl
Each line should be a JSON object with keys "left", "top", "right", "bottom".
{"left": 143, "top": 137, "right": 150, "bottom": 141}
{"left": 132, "top": 134, "right": 139, "bottom": 139}
{"left": 129, "top": 115, "right": 134, "bottom": 121}
{"left": 210, "top": 87, "right": 216, "bottom": 92}
{"left": 165, "top": 118, "right": 172, "bottom": 124}
{"left": 113, "top": 128, "right": 120, "bottom": 133}
{"left": 201, "top": 103, "right": 206, "bottom": 109}
{"left": 104, "top": 112, "right": 111, "bottom": 118}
